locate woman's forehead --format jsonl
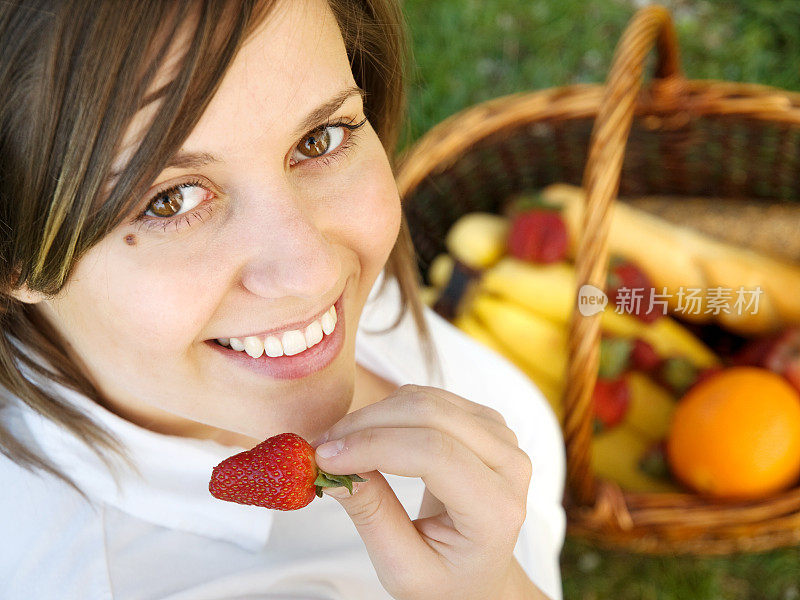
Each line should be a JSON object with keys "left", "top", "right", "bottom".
{"left": 182, "top": 0, "right": 355, "bottom": 158}
{"left": 111, "top": 0, "right": 355, "bottom": 179}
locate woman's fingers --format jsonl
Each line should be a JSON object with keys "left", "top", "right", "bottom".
{"left": 321, "top": 470, "right": 438, "bottom": 580}
{"left": 417, "top": 487, "right": 446, "bottom": 520}
{"left": 417, "top": 385, "right": 517, "bottom": 444}
{"left": 315, "top": 426, "right": 525, "bottom": 540}
{"left": 318, "top": 384, "right": 525, "bottom": 484}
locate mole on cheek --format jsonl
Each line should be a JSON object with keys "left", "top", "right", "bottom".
{"left": 124, "top": 234, "right": 137, "bottom": 246}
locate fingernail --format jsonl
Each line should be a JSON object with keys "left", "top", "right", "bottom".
{"left": 322, "top": 487, "right": 348, "bottom": 499}
{"left": 316, "top": 438, "right": 344, "bottom": 458}
{"left": 322, "top": 481, "right": 362, "bottom": 499}
{"left": 312, "top": 430, "right": 330, "bottom": 446}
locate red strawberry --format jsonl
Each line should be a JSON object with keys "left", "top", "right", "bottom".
{"left": 606, "top": 258, "right": 662, "bottom": 323}
{"left": 209, "top": 432, "right": 366, "bottom": 511}
{"left": 592, "top": 377, "right": 631, "bottom": 431}
{"left": 506, "top": 209, "right": 569, "bottom": 264}
{"left": 630, "top": 338, "right": 662, "bottom": 373}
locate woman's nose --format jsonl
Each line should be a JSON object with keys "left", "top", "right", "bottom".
{"left": 234, "top": 188, "right": 341, "bottom": 301}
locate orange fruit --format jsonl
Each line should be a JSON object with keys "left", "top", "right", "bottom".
{"left": 666, "top": 366, "right": 800, "bottom": 501}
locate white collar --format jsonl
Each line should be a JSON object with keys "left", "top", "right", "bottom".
{"left": 16, "top": 364, "right": 275, "bottom": 551}
{"left": 357, "top": 269, "right": 443, "bottom": 388}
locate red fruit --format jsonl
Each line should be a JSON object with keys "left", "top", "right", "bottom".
{"left": 630, "top": 338, "right": 662, "bottom": 373}
{"left": 209, "top": 432, "right": 366, "bottom": 511}
{"left": 763, "top": 328, "right": 800, "bottom": 394}
{"left": 592, "top": 377, "right": 631, "bottom": 430}
{"left": 784, "top": 365, "right": 800, "bottom": 395}
{"left": 606, "top": 259, "right": 662, "bottom": 323}
{"left": 732, "top": 328, "right": 800, "bottom": 395}
{"left": 733, "top": 334, "right": 780, "bottom": 367}
{"left": 506, "top": 209, "right": 569, "bottom": 264}
{"left": 693, "top": 366, "right": 724, "bottom": 389}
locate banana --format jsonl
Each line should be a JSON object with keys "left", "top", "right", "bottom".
{"left": 480, "top": 257, "right": 574, "bottom": 323}
{"left": 592, "top": 424, "right": 680, "bottom": 493}
{"left": 540, "top": 183, "right": 800, "bottom": 334}
{"left": 445, "top": 212, "right": 510, "bottom": 270}
{"left": 541, "top": 183, "right": 709, "bottom": 321}
{"left": 479, "top": 256, "right": 719, "bottom": 369}
{"left": 624, "top": 371, "right": 676, "bottom": 442}
{"left": 428, "top": 253, "right": 455, "bottom": 290}
{"left": 452, "top": 309, "right": 507, "bottom": 355}
{"left": 418, "top": 285, "right": 440, "bottom": 308}
{"left": 470, "top": 291, "right": 568, "bottom": 384}
{"left": 454, "top": 306, "right": 562, "bottom": 391}
{"left": 454, "top": 293, "right": 680, "bottom": 485}
{"left": 453, "top": 310, "right": 564, "bottom": 422}
{"left": 602, "top": 311, "right": 719, "bottom": 369}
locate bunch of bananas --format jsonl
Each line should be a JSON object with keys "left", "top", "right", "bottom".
{"left": 421, "top": 209, "right": 722, "bottom": 493}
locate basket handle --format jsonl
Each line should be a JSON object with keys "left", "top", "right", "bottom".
{"left": 563, "top": 5, "right": 683, "bottom": 507}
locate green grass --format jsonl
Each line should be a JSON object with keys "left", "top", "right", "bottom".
{"left": 399, "top": 0, "right": 800, "bottom": 155}
{"left": 400, "top": 1, "right": 800, "bottom": 598}
{"left": 561, "top": 536, "right": 800, "bottom": 600}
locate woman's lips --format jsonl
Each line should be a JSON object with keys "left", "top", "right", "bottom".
{"left": 217, "top": 292, "right": 341, "bottom": 342}
{"left": 206, "top": 294, "right": 345, "bottom": 380}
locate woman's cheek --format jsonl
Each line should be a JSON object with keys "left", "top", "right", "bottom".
{"left": 336, "top": 150, "right": 402, "bottom": 260}
{"left": 95, "top": 241, "right": 218, "bottom": 348}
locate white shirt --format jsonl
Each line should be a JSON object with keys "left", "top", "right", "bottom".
{"left": 0, "top": 270, "right": 566, "bottom": 600}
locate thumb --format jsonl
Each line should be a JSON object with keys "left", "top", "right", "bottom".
{"left": 322, "top": 470, "right": 431, "bottom": 572}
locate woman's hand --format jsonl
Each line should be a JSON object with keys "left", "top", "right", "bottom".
{"left": 313, "top": 384, "right": 548, "bottom": 600}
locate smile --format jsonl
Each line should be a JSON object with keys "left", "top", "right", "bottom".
{"left": 208, "top": 294, "right": 346, "bottom": 381}
{"left": 215, "top": 303, "right": 337, "bottom": 359}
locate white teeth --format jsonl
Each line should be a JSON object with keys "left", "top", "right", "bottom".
{"left": 281, "top": 330, "right": 307, "bottom": 356}
{"left": 304, "top": 320, "right": 323, "bottom": 347}
{"left": 220, "top": 302, "right": 338, "bottom": 358}
{"left": 264, "top": 335, "right": 283, "bottom": 357}
{"left": 243, "top": 335, "right": 264, "bottom": 359}
{"left": 320, "top": 309, "right": 335, "bottom": 335}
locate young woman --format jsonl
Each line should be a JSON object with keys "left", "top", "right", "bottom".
{"left": 0, "top": 1, "right": 566, "bottom": 598}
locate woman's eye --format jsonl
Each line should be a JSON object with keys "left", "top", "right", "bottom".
{"left": 293, "top": 125, "right": 345, "bottom": 162}
{"left": 145, "top": 183, "right": 208, "bottom": 218}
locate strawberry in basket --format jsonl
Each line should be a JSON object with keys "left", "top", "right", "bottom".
{"left": 506, "top": 207, "right": 569, "bottom": 264}
{"left": 606, "top": 258, "right": 663, "bottom": 324}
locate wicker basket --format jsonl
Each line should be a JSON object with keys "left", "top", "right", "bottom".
{"left": 396, "top": 4, "right": 800, "bottom": 555}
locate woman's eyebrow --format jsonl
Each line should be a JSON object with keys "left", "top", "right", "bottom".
{"left": 289, "top": 84, "right": 366, "bottom": 139}
{"left": 164, "top": 85, "right": 365, "bottom": 170}
{"left": 108, "top": 85, "right": 366, "bottom": 181}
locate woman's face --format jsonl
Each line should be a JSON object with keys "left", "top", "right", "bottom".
{"left": 27, "top": 0, "right": 402, "bottom": 446}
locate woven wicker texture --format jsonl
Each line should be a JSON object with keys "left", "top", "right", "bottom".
{"left": 396, "top": 4, "right": 800, "bottom": 555}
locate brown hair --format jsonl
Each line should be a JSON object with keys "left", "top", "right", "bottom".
{"left": 0, "top": 0, "right": 441, "bottom": 491}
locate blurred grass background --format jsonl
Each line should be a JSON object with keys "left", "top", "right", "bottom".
{"left": 398, "top": 1, "right": 800, "bottom": 598}
{"left": 399, "top": 0, "right": 800, "bottom": 154}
